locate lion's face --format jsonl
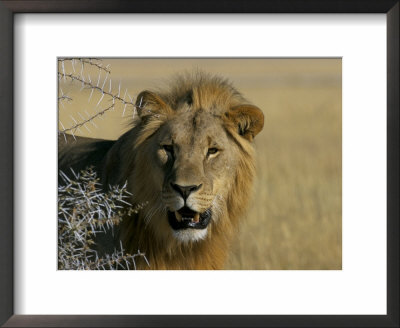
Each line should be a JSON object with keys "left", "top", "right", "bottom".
{"left": 148, "top": 109, "right": 239, "bottom": 242}
{"left": 123, "top": 75, "right": 264, "bottom": 245}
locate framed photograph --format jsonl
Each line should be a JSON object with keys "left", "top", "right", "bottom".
{"left": 0, "top": 1, "right": 398, "bottom": 327}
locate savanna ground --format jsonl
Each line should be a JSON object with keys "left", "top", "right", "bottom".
{"left": 59, "top": 58, "right": 342, "bottom": 270}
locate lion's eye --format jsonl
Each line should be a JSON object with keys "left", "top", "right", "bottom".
{"left": 207, "top": 148, "right": 219, "bottom": 156}
{"left": 162, "top": 145, "right": 174, "bottom": 154}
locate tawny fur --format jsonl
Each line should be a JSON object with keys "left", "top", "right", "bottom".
{"left": 59, "top": 72, "right": 264, "bottom": 270}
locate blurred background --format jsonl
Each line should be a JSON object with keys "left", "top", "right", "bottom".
{"left": 59, "top": 58, "right": 342, "bottom": 270}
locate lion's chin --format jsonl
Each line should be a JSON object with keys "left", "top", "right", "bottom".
{"left": 172, "top": 228, "right": 208, "bottom": 243}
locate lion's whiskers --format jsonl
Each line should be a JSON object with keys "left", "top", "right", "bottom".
{"left": 143, "top": 195, "right": 165, "bottom": 226}
{"left": 143, "top": 204, "right": 159, "bottom": 226}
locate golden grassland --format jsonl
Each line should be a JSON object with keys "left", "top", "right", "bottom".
{"left": 59, "top": 59, "right": 342, "bottom": 270}
{"left": 226, "top": 85, "right": 342, "bottom": 270}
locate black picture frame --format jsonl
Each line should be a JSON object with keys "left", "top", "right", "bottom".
{"left": 0, "top": 1, "right": 398, "bottom": 327}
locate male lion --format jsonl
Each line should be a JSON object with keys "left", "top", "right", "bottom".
{"left": 59, "top": 72, "right": 264, "bottom": 269}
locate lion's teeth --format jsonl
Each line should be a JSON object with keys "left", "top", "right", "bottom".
{"left": 175, "top": 211, "right": 182, "bottom": 222}
{"left": 175, "top": 211, "right": 200, "bottom": 223}
{"left": 193, "top": 213, "right": 200, "bottom": 223}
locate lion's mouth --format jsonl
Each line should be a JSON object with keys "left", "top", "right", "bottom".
{"left": 167, "top": 206, "right": 211, "bottom": 230}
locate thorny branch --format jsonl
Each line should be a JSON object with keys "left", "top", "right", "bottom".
{"left": 58, "top": 72, "right": 135, "bottom": 107}
{"left": 58, "top": 58, "right": 136, "bottom": 140}
{"left": 58, "top": 167, "right": 149, "bottom": 270}
{"left": 58, "top": 95, "right": 73, "bottom": 102}
{"left": 60, "top": 104, "right": 114, "bottom": 134}
{"left": 59, "top": 58, "right": 112, "bottom": 74}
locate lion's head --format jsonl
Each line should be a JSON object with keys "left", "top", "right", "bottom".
{"left": 103, "top": 72, "right": 264, "bottom": 268}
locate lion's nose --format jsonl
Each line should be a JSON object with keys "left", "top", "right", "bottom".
{"left": 171, "top": 183, "right": 202, "bottom": 200}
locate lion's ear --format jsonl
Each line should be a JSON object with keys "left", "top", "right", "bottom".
{"left": 227, "top": 104, "right": 264, "bottom": 141}
{"left": 135, "top": 90, "right": 173, "bottom": 119}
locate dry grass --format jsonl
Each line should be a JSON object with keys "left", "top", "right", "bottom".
{"left": 226, "top": 86, "right": 342, "bottom": 270}
{"left": 59, "top": 58, "right": 342, "bottom": 270}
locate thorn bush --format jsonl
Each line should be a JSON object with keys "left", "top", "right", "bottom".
{"left": 58, "top": 167, "right": 148, "bottom": 270}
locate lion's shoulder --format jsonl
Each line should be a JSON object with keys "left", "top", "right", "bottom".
{"left": 58, "top": 135, "right": 116, "bottom": 181}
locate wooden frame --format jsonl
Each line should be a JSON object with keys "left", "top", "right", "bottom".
{"left": 0, "top": 1, "right": 398, "bottom": 327}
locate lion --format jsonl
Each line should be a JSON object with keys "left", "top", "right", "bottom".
{"left": 59, "top": 72, "right": 264, "bottom": 269}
